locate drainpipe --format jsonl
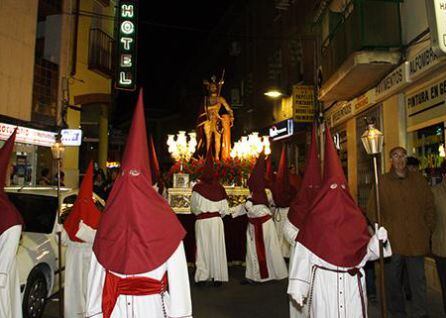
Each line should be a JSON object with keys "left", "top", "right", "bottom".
{"left": 71, "top": 0, "right": 80, "bottom": 76}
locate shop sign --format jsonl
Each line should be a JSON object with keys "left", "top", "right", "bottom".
{"left": 292, "top": 85, "right": 316, "bottom": 123}
{"left": 406, "top": 76, "right": 446, "bottom": 127}
{"left": 115, "top": 0, "right": 138, "bottom": 91}
{"left": 353, "top": 90, "right": 376, "bottom": 113}
{"left": 375, "top": 62, "right": 410, "bottom": 101}
{"left": 408, "top": 46, "right": 443, "bottom": 80}
{"left": 0, "top": 123, "right": 56, "bottom": 147}
{"left": 331, "top": 102, "right": 354, "bottom": 126}
{"left": 426, "top": 0, "right": 446, "bottom": 56}
{"left": 61, "top": 129, "right": 82, "bottom": 146}
{"left": 269, "top": 119, "right": 294, "bottom": 141}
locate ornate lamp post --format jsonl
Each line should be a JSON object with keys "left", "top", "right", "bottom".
{"left": 51, "top": 134, "right": 65, "bottom": 318}
{"left": 361, "top": 121, "right": 387, "bottom": 318}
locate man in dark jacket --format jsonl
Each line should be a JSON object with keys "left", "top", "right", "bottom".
{"left": 367, "top": 146, "right": 435, "bottom": 317}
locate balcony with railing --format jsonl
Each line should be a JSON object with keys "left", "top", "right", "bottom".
{"left": 318, "top": 0, "right": 401, "bottom": 103}
{"left": 88, "top": 28, "right": 114, "bottom": 78}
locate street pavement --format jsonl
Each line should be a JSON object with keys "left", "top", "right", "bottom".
{"left": 43, "top": 265, "right": 445, "bottom": 317}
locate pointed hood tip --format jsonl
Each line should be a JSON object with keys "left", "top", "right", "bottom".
{"left": 63, "top": 160, "right": 101, "bottom": 242}
{"left": 121, "top": 88, "right": 152, "bottom": 183}
{"left": 288, "top": 123, "right": 321, "bottom": 229}
{"left": 248, "top": 153, "right": 268, "bottom": 205}
{"left": 324, "top": 125, "right": 346, "bottom": 184}
{"left": 272, "top": 145, "right": 293, "bottom": 207}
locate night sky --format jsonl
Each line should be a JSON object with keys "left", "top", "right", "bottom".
{"left": 113, "top": 1, "right": 237, "bottom": 127}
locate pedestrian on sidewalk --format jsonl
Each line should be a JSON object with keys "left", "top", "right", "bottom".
{"left": 367, "top": 146, "right": 435, "bottom": 317}
{"left": 232, "top": 153, "right": 288, "bottom": 283}
{"left": 432, "top": 160, "right": 446, "bottom": 315}
{"left": 191, "top": 149, "right": 229, "bottom": 287}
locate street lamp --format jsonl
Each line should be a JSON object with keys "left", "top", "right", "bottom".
{"left": 361, "top": 120, "right": 387, "bottom": 318}
{"left": 51, "top": 134, "right": 65, "bottom": 318}
{"left": 264, "top": 90, "right": 283, "bottom": 98}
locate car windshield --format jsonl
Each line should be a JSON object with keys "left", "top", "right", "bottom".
{"left": 7, "top": 193, "right": 58, "bottom": 234}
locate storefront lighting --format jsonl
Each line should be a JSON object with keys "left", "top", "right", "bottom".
{"left": 439, "top": 144, "right": 445, "bottom": 158}
{"left": 106, "top": 161, "right": 121, "bottom": 169}
{"left": 264, "top": 90, "right": 283, "bottom": 98}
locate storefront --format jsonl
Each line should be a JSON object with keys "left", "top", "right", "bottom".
{"left": 405, "top": 74, "right": 446, "bottom": 185}
{"left": 0, "top": 122, "right": 56, "bottom": 186}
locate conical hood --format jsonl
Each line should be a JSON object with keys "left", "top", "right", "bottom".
{"left": 247, "top": 154, "right": 268, "bottom": 205}
{"left": 0, "top": 129, "right": 23, "bottom": 235}
{"left": 323, "top": 125, "right": 347, "bottom": 185}
{"left": 121, "top": 89, "right": 152, "bottom": 184}
{"left": 296, "top": 125, "right": 370, "bottom": 267}
{"left": 63, "top": 161, "right": 101, "bottom": 242}
{"left": 148, "top": 135, "right": 160, "bottom": 185}
{"left": 265, "top": 156, "right": 275, "bottom": 189}
{"left": 192, "top": 149, "right": 227, "bottom": 201}
{"left": 288, "top": 124, "right": 321, "bottom": 229}
{"left": 93, "top": 88, "right": 186, "bottom": 274}
{"left": 272, "top": 145, "right": 295, "bottom": 207}
{"left": 200, "top": 149, "right": 215, "bottom": 183}
{"left": 0, "top": 129, "right": 17, "bottom": 189}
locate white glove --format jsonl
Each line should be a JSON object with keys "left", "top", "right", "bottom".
{"left": 290, "top": 293, "right": 306, "bottom": 307}
{"left": 374, "top": 223, "right": 388, "bottom": 243}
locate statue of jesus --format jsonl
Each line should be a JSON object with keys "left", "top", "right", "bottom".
{"left": 198, "top": 74, "right": 234, "bottom": 160}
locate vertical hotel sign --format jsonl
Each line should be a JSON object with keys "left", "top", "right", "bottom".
{"left": 116, "top": 0, "right": 138, "bottom": 91}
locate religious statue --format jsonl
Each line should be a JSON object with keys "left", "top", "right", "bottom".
{"left": 197, "top": 72, "right": 234, "bottom": 161}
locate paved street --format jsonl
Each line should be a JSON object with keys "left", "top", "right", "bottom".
{"left": 43, "top": 265, "right": 445, "bottom": 318}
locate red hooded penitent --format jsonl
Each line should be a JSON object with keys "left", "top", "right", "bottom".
{"left": 272, "top": 145, "right": 295, "bottom": 208}
{"left": 296, "top": 125, "right": 370, "bottom": 267}
{"left": 247, "top": 154, "right": 269, "bottom": 206}
{"left": 93, "top": 89, "right": 186, "bottom": 274}
{"left": 63, "top": 161, "right": 101, "bottom": 242}
{"left": 0, "top": 129, "right": 23, "bottom": 235}
{"left": 192, "top": 150, "right": 227, "bottom": 201}
{"left": 288, "top": 124, "right": 321, "bottom": 230}
{"left": 148, "top": 135, "right": 160, "bottom": 185}
{"left": 265, "top": 156, "right": 275, "bottom": 189}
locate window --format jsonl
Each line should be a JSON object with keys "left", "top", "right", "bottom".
{"left": 7, "top": 193, "right": 58, "bottom": 234}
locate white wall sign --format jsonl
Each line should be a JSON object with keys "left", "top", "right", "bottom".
{"left": 269, "top": 119, "right": 294, "bottom": 140}
{"left": 375, "top": 62, "right": 410, "bottom": 101}
{"left": 0, "top": 123, "right": 56, "bottom": 147}
{"left": 408, "top": 46, "right": 441, "bottom": 80}
{"left": 426, "top": 0, "right": 446, "bottom": 56}
{"left": 61, "top": 129, "right": 82, "bottom": 146}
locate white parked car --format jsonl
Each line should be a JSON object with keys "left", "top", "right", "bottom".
{"left": 5, "top": 187, "right": 105, "bottom": 318}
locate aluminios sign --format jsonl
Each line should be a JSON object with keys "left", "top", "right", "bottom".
{"left": 116, "top": 0, "right": 138, "bottom": 91}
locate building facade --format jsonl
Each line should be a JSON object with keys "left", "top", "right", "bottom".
{"left": 0, "top": 0, "right": 71, "bottom": 186}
